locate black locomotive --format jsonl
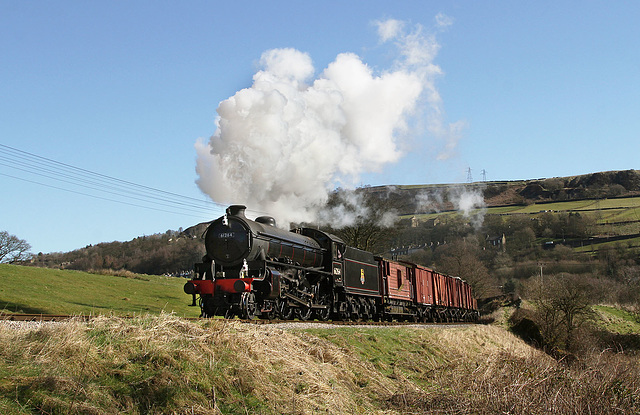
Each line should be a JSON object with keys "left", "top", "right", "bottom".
{"left": 184, "top": 205, "right": 478, "bottom": 322}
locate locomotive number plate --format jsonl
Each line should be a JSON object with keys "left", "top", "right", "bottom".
{"left": 218, "top": 232, "right": 234, "bottom": 239}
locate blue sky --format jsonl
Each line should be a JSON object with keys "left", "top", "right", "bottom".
{"left": 1, "top": 1, "right": 639, "bottom": 254}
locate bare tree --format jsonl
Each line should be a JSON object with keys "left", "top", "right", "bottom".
{"left": 0, "top": 231, "right": 32, "bottom": 264}
{"left": 527, "top": 274, "right": 595, "bottom": 353}
{"left": 435, "top": 238, "right": 500, "bottom": 298}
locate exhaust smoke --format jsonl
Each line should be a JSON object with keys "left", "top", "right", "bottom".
{"left": 195, "top": 17, "right": 465, "bottom": 227}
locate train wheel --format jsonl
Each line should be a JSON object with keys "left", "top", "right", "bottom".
{"left": 360, "top": 300, "right": 371, "bottom": 321}
{"left": 349, "top": 298, "right": 361, "bottom": 321}
{"left": 260, "top": 304, "right": 276, "bottom": 320}
{"left": 241, "top": 292, "right": 257, "bottom": 320}
{"left": 258, "top": 302, "right": 274, "bottom": 320}
{"left": 278, "top": 300, "right": 294, "bottom": 320}
{"left": 296, "top": 307, "right": 313, "bottom": 321}
{"left": 316, "top": 305, "right": 331, "bottom": 321}
{"left": 337, "top": 301, "right": 350, "bottom": 321}
{"left": 199, "top": 296, "right": 214, "bottom": 318}
{"left": 315, "top": 291, "right": 332, "bottom": 321}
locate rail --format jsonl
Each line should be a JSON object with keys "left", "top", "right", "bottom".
{"left": 0, "top": 313, "right": 472, "bottom": 326}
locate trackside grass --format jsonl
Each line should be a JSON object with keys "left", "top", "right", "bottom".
{"left": 0, "top": 264, "right": 195, "bottom": 316}
{"left": 1, "top": 315, "right": 639, "bottom": 415}
{"left": 594, "top": 305, "right": 640, "bottom": 335}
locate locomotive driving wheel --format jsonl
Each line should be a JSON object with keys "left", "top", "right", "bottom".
{"left": 315, "top": 292, "right": 332, "bottom": 321}
{"left": 295, "top": 306, "right": 313, "bottom": 321}
{"left": 277, "top": 299, "right": 294, "bottom": 320}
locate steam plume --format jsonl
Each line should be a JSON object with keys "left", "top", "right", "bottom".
{"left": 195, "top": 17, "right": 460, "bottom": 226}
{"left": 415, "top": 186, "right": 487, "bottom": 229}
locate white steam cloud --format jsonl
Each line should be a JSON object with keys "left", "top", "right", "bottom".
{"left": 195, "top": 17, "right": 461, "bottom": 227}
{"left": 449, "top": 187, "right": 487, "bottom": 228}
{"left": 415, "top": 186, "right": 487, "bottom": 229}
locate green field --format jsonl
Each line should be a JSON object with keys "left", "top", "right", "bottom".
{"left": 404, "top": 197, "right": 640, "bottom": 218}
{"left": 594, "top": 305, "right": 640, "bottom": 335}
{"left": 0, "top": 264, "right": 197, "bottom": 317}
{"left": 403, "top": 196, "right": 640, "bottom": 256}
{"left": 485, "top": 196, "right": 640, "bottom": 217}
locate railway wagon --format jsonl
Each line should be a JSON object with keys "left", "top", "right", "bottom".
{"left": 413, "top": 265, "right": 436, "bottom": 321}
{"left": 379, "top": 260, "right": 480, "bottom": 322}
{"left": 376, "top": 259, "right": 479, "bottom": 322}
{"left": 378, "top": 258, "right": 414, "bottom": 319}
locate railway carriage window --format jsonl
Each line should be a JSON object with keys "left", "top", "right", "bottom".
{"left": 397, "top": 269, "right": 402, "bottom": 289}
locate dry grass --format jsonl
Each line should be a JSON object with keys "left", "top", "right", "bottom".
{"left": 0, "top": 315, "right": 395, "bottom": 414}
{"left": 388, "top": 349, "right": 640, "bottom": 415}
{"left": 0, "top": 316, "right": 638, "bottom": 414}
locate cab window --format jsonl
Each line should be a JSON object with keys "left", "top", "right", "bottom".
{"left": 333, "top": 243, "right": 345, "bottom": 260}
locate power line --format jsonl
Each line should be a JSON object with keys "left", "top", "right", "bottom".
{"left": 0, "top": 171, "right": 211, "bottom": 219}
{"left": 0, "top": 155, "right": 215, "bottom": 216}
{"left": 0, "top": 143, "right": 230, "bottom": 219}
{"left": 0, "top": 144, "right": 220, "bottom": 207}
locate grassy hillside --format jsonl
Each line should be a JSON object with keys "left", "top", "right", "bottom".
{"left": 401, "top": 195, "right": 640, "bottom": 257}
{"left": 1, "top": 314, "right": 638, "bottom": 415}
{"left": 1, "top": 265, "right": 638, "bottom": 413}
{"left": 0, "top": 264, "right": 195, "bottom": 317}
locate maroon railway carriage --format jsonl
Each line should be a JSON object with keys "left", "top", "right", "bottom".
{"left": 376, "top": 257, "right": 479, "bottom": 322}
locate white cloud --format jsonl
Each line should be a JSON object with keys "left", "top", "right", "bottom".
{"left": 435, "top": 13, "right": 454, "bottom": 29}
{"left": 375, "top": 18, "right": 404, "bottom": 42}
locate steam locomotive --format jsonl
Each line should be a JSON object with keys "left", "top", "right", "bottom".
{"left": 184, "top": 205, "right": 478, "bottom": 322}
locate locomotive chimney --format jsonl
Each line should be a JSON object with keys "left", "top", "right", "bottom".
{"left": 226, "top": 205, "right": 247, "bottom": 218}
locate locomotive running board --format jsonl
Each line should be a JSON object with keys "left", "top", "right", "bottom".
{"left": 264, "top": 260, "right": 330, "bottom": 275}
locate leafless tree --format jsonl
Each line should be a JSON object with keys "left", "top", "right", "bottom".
{"left": 526, "top": 273, "right": 596, "bottom": 353}
{"left": 435, "top": 238, "right": 500, "bottom": 298}
{"left": 0, "top": 231, "right": 32, "bottom": 263}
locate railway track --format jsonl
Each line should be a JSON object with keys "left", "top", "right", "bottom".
{"left": 0, "top": 313, "right": 469, "bottom": 327}
{"left": 0, "top": 313, "right": 93, "bottom": 322}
